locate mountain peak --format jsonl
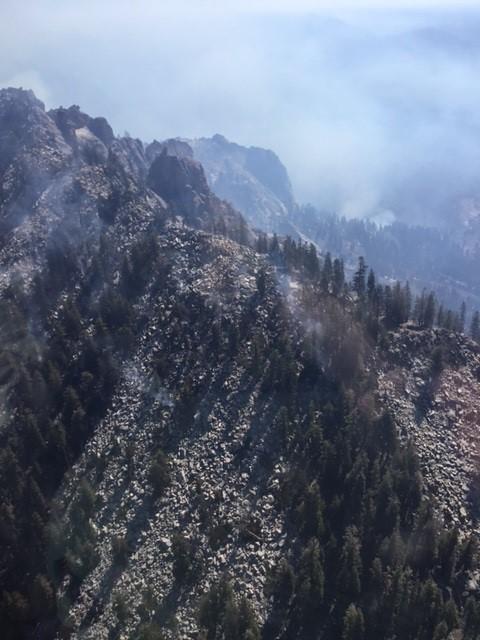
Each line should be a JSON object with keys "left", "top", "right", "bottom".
{"left": 182, "top": 135, "right": 297, "bottom": 234}
{"left": 211, "top": 133, "right": 229, "bottom": 145}
{"left": 0, "top": 86, "right": 44, "bottom": 110}
{"left": 49, "top": 104, "right": 115, "bottom": 148}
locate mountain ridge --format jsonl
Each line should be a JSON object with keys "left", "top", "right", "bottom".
{"left": 1, "top": 88, "right": 480, "bottom": 640}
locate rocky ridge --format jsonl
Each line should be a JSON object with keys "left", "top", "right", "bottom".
{"left": 2, "top": 88, "right": 480, "bottom": 640}
{"left": 0, "top": 88, "right": 291, "bottom": 638}
{"left": 0, "top": 91, "right": 250, "bottom": 296}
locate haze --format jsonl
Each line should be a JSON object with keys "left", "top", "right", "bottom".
{"left": 2, "top": 0, "right": 480, "bottom": 225}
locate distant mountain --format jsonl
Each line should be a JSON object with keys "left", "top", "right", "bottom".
{"left": 155, "top": 133, "right": 480, "bottom": 315}
{"left": 147, "top": 134, "right": 299, "bottom": 236}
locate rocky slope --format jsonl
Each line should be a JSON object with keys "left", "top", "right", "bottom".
{"left": 0, "top": 89, "right": 268, "bottom": 638}
{"left": 2, "top": 88, "right": 480, "bottom": 640}
{"left": 53, "top": 232, "right": 289, "bottom": 638}
{"left": 0, "top": 88, "right": 301, "bottom": 640}
{"left": 378, "top": 326, "right": 480, "bottom": 535}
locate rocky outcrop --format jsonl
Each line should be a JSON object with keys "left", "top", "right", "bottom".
{"left": 147, "top": 151, "right": 209, "bottom": 204}
{"left": 146, "top": 138, "right": 193, "bottom": 165}
{"left": 147, "top": 149, "right": 251, "bottom": 240}
{"left": 0, "top": 88, "right": 73, "bottom": 234}
{"left": 0, "top": 88, "right": 253, "bottom": 293}
{"left": 160, "top": 134, "right": 300, "bottom": 235}
{"left": 49, "top": 105, "right": 114, "bottom": 151}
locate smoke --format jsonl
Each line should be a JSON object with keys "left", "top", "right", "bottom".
{"left": 2, "top": 2, "right": 480, "bottom": 225}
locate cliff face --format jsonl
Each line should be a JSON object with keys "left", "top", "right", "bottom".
{"left": 147, "top": 148, "right": 250, "bottom": 239}
{"left": 151, "top": 134, "right": 299, "bottom": 236}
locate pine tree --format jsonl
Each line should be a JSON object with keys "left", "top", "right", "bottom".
{"left": 353, "top": 257, "right": 367, "bottom": 299}
{"left": 112, "top": 536, "right": 130, "bottom": 567}
{"left": 256, "top": 233, "right": 268, "bottom": 254}
{"left": 171, "top": 532, "right": 193, "bottom": 581}
{"left": 297, "top": 481, "right": 325, "bottom": 538}
{"left": 255, "top": 268, "right": 267, "bottom": 297}
{"left": 321, "top": 252, "right": 333, "bottom": 292}
{"left": 342, "top": 603, "right": 365, "bottom": 640}
{"left": 464, "top": 597, "right": 480, "bottom": 639}
{"left": 414, "top": 291, "right": 426, "bottom": 326}
{"left": 271, "top": 558, "right": 295, "bottom": 605}
{"left": 424, "top": 292, "right": 436, "bottom": 328}
{"left": 416, "top": 291, "right": 436, "bottom": 328}
{"left": 333, "top": 258, "right": 345, "bottom": 296}
{"left": 149, "top": 450, "right": 170, "bottom": 497}
{"left": 269, "top": 233, "right": 280, "bottom": 255}
{"left": 367, "top": 269, "right": 376, "bottom": 303}
{"left": 459, "top": 301, "right": 467, "bottom": 333}
{"left": 306, "top": 243, "right": 320, "bottom": 279}
{"left": 471, "top": 311, "right": 480, "bottom": 342}
{"left": 405, "top": 281, "right": 412, "bottom": 320}
{"left": 444, "top": 309, "right": 454, "bottom": 331}
{"left": 437, "top": 304, "right": 445, "bottom": 328}
{"left": 338, "top": 527, "right": 362, "bottom": 601}
{"left": 31, "top": 574, "right": 55, "bottom": 618}
{"left": 296, "top": 537, "right": 325, "bottom": 619}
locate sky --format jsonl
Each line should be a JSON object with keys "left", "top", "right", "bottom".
{"left": 2, "top": 1, "right": 480, "bottom": 223}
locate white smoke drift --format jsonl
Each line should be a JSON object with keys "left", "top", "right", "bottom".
{"left": 2, "top": 3, "right": 480, "bottom": 225}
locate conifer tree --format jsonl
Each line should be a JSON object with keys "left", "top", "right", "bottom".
{"left": 296, "top": 537, "right": 325, "bottom": 618}
{"left": 459, "top": 301, "right": 467, "bottom": 332}
{"left": 471, "top": 311, "right": 480, "bottom": 342}
{"left": 353, "top": 257, "right": 367, "bottom": 299}
{"left": 338, "top": 527, "right": 362, "bottom": 601}
{"left": 342, "top": 603, "right": 365, "bottom": 640}
{"left": 321, "top": 252, "right": 333, "bottom": 292}
{"left": 367, "top": 269, "right": 376, "bottom": 303}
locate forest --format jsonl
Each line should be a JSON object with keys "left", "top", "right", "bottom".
{"left": 0, "top": 217, "right": 479, "bottom": 639}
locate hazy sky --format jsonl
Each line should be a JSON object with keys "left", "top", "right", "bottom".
{"left": 2, "top": 1, "right": 480, "bottom": 222}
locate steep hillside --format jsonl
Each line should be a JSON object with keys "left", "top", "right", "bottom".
{"left": 378, "top": 326, "right": 480, "bottom": 535}
{"left": 51, "top": 230, "right": 286, "bottom": 639}
{"left": 1, "top": 89, "right": 480, "bottom": 640}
